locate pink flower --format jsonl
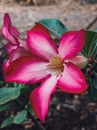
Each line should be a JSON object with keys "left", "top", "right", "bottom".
{"left": 2, "top": 15, "right": 88, "bottom": 121}
{"left": 1, "top": 13, "right": 32, "bottom": 64}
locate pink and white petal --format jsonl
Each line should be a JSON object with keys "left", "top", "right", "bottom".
{"left": 30, "top": 76, "right": 57, "bottom": 121}
{"left": 58, "top": 63, "right": 88, "bottom": 94}
{"left": 4, "top": 43, "right": 17, "bottom": 53}
{"left": 4, "top": 39, "right": 28, "bottom": 57}
{"left": 3, "top": 60, "right": 9, "bottom": 72}
{"left": 4, "top": 13, "right": 11, "bottom": 28}
{"left": 58, "top": 29, "right": 86, "bottom": 61}
{"left": 9, "top": 47, "right": 32, "bottom": 62}
{"left": 27, "top": 24, "right": 58, "bottom": 60}
{"left": 18, "top": 39, "right": 29, "bottom": 50}
{"left": 4, "top": 13, "right": 19, "bottom": 37}
{"left": 10, "top": 26, "right": 19, "bottom": 37}
{"left": 4, "top": 56, "right": 50, "bottom": 84}
{"left": 2, "top": 13, "right": 19, "bottom": 45}
{"left": 69, "top": 56, "right": 88, "bottom": 69}
{"left": 2, "top": 26, "right": 19, "bottom": 45}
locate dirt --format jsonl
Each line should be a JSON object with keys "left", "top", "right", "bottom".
{"left": 0, "top": 0, "right": 97, "bottom": 130}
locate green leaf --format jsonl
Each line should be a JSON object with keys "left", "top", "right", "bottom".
{"left": 37, "top": 18, "right": 68, "bottom": 38}
{"left": 0, "top": 80, "right": 5, "bottom": 86}
{"left": 0, "top": 117, "right": 14, "bottom": 128}
{"left": 13, "top": 110, "right": 27, "bottom": 124}
{"left": 87, "top": 77, "right": 97, "bottom": 101}
{"left": 91, "top": 72, "right": 97, "bottom": 89}
{"left": 0, "top": 88, "right": 21, "bottom": 105}
{"left": 27, "top": 102, "right": 34, "bottom": 117}
{"left": 13, "top": 82, "right": 24, "bottom": 88}
{"left": 17, "top": 84, "right": 25, "bottom": 89}
{"left": 0, "top": 104, "right": 11, "bottom": 112}
{"left": 93, "top": 45, "right": 97, "bottom": 59}
{"left": 82, "top": 31, "right": 97, "bottom": 58}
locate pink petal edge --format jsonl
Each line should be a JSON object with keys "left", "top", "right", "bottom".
{"left": 30, "top": 76, "right": 57, "bottom": 121}
{"left": 4, "top": 13, "right": 19, "bottom": 37}
{"left": 4, "top": 56, "right": 50, "bottom": 84}
{"left": 27, "top": 24, "right": 58, "bottom": 60}
{"left": 59, "top": 29, "right": 86, "bottom": 61}
{"left": 58, "top": 62, "right": 88, "bottom": 94}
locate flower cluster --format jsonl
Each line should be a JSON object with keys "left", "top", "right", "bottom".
{"left": 1, "top": 13, "right": 88, "bottom": 121}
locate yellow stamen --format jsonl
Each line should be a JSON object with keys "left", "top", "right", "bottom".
{"left": 48, "top": 56, "right": 64, "bottom": 76}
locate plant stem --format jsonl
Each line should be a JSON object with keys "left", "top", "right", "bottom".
{"left": 30, "top": 116, "right": 46, "bottom": 130}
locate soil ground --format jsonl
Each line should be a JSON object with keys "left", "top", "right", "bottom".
{"left": 0, "top": 0, "right": 97, "bottom": 130}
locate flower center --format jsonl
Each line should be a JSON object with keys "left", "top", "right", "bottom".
{"left": 48, "top": 56, "right": 64, "bottom": 76}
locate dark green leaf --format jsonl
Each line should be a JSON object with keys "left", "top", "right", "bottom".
{"left": 92, "top": 72, "right": 97, "bottom": 89}
{"left": 27, "top": 102, "right": 34, "bottom": 117}
{"left": 0, "top": 80, "right": 5, "bottom": 86}
{"left": 13, "top": 110, "right": 27, "bottom": 124}
{"left": 37, "top": 18, "right": 68, "bottom": 38}
{"left": 0, "top": 117, "right": 14, "bottom": 128}
{"left": 0, "top": 80, "right": 9, "bottom": 88}
{"left": 82, "top": 31, "right": 97, "bottom": 58}
{"left": 0, "top": 104, "right": 11, "bottom": 112}
{"left": 94, "top": 46, "right": 97, "bottom": 59}
{"left": 13, "top": 82, "right": 25, "bottom": 89}
{"left": 87, "top": 77, "right": 97, "bottom": 101}
{"left": 0, "top": 88, "right": 21, "bottom": 105}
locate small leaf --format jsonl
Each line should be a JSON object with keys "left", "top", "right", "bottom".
{"left": 82, "top": 31, "right": 97, "bottom": 57}
{"left": 13, "top": 82, "right": 25, "bottom": 89}
{"left": 13, "top": 110, "right": 27, "bottom": 124}
{"left": 37, "top": 18, "right": 68, "bottom": 38}
{"left": 0, "top": 117, "right": 14, "bottom": 128}
{"left": 0, "top": 104, "right": 11, "bottom": 112}
{"left": 0, "top": 88, "right": 21, "bottom": 105}
{"left": 17, "top": 84, "right": 25, "bottom": 89}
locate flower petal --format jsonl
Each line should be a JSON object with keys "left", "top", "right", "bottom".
{"left": 4, "top": 56, "right": 50, "bottom": 83}
{"left": 2, "top": 13, "right": 31, "bottom": 61}
{"left": 30, "top": 76, "right": 57, "bottom": 121}
{"left": 8, "top": 47, "right": 32, "bottom": 62}
{"left": 1, "top": 13, "right": 19, "bottom": 45}
{"left": 4, "top": 13, "right": 11, "bottom": 27}
{"left": 58, "top": 63, "right": 88, "bottom": 94}
{"left": 10, "top": 26, "right": 19, "bottom": 37}
{"left": 27, "top": 24, "right": 58, "bottom": 60}
{"left": 3, "top": 60, "right": 9, "bottom": 73}
{"left": 4, "top": 42, "right": 17, "bottom": 53}
{"left": 69, "top": 56, "right": 88, "bottom": 69}
{"left": 4, "top": 13, "right": 19, "bottom": 37}
{"left": 2, "top": 26, "right": 19, "bottom": 45}
{"left": 59, "top": 29, "right": 86, "bottom": 60}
